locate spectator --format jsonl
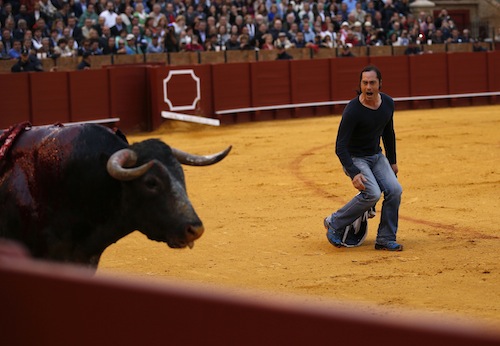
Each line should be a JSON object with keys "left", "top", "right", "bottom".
{"left": 350, "top": 2, "right": 366, "bottom": 24}
{"left": 260, "top": 33, "right": 274, "bottom": 50}
{"left": 11, "top": 47, "right": 44, "bottom": 72}
{"left": 292, "top": 31, "right": 308, "bottom": 48}
{"left": 185, "top": 34, "right": 204, "bottom": 51}
{"left": 115, "top": 38, "right": 128, "bottom": 54}
{"left": 39, "top": 0, "right": 58, "bottom": 26}
{"left": 225, "top": 32, "right": 240, "bottom": 50}
{"left": 0, "top": 41, "right": 9, "bottom": 59}
{"left": 275, "top": 43, "right": 293, "bottom": 60}
{"left": 36, "top": 37, "right": 52, "bottom": 59}
{"left": 149, "top": 4, "right": 166, "bottom": 28}
{"left": 78, "top": 2, "right": 99, "bottom": 27}
{"left": 275, "top": 31, "right": 293, "bottom": 49}
{"left": 238, "top": 33, "right": 253, "bottom": 50}
{"left": 404, "top": 39, "right": 422, "bottom": 55}
{"left": 100, "top": 1, "right": 118, "bottom": 28}
{"left": 339, "top": 43, "right": 355, "bottom": 57}
{"left": 53, "top": 37, "right": 74, "bottom": 57}
{"left": 110, "top": 16, "right": 125, "bottom": 37}
{"left": 301, "top": 22, "right": 315, "bottom": 43}
{"left": 102, "top": 36, "right": 117, "bottom": 54}
{"left": 66, "top": 16, "right": 83, "bottom": 44}
{"left": 13, "top": 19, "right": 28, "bottom": 41}
{"left": 164, "top": 24, "right": 179, "bottom": 52}
{"left": 472, "top": 40, "right": 487, "bottom": 52}
{"left": 77, "top": 51, "right": 92, "bottom": 69}
{"left": 133, "top": 3, "right": 149, "bottom": 28}
{"left": 204, "top": 33, "right": 219, "bottom": 51}
{"left": 125, "top": 33, "right": 143, "bottom": 54}
{"left": 2, "top": 28, "right": 14, "bottom": 52}
{"left": 8, "top": 39, "right": 23, "bottom": 59}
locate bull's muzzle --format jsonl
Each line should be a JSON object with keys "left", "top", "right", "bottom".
{"left": 185, "top": 224, "right": 204, "bottom": 249}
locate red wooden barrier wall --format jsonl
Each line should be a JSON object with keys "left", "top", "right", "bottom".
{"left": 0, "top": 51, "right": 499, "bottom": 131}
{"left": 1, "top": 254, "right": 500, "bottom": 346}
{"left": 69, "top": 69, "right": 110, "bottom": 123}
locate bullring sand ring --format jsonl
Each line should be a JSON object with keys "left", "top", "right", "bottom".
{"left": 98, "top": 104, "right": 500, "bottom": 327}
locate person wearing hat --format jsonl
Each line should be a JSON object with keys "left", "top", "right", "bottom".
{"left": 275, "top": 43, "right": 293, "bottom": 60}
{"left": 11, "top": 47, "right": 44, "bottom": 72}
{"left": 125, "top": 33, "right": 142, "bottom": 54}
{"left": 275, "top": 31, "right": 294, "bottom": 49}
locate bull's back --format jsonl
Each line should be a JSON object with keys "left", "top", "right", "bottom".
{"left": 0, "top": 124, "right": 128, "bottom": 255}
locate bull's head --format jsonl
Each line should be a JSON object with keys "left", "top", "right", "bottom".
{"left": 106, "top": 140, "right": 231, "bottom": 249}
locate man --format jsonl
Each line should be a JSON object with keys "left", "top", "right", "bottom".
{"left": 11, "top": 47, "right": 44, "bottom": 72}
{"left": 275, "top": 43, "right": 293, "bottom": 60}
{"left": 77, "top": 51, "right": 91, "bottom": 70}
{"left": 324, "top": 65, "right": 403, "bottom": 251}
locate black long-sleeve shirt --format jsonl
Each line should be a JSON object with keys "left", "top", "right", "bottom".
{"left": 335, "top": 93, "right": 397, "bottom": 179}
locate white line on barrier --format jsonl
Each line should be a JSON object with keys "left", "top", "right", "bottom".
{"left": 215, "top": 91, "right": 500, "bottom": 115}
{"left": 161, "top": 111, "right": 220, "bottom": 126}
{"left": 62, "top": 118, "right": 121, "bottom": 126}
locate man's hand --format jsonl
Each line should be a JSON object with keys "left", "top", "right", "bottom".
{"left": 391, "top": 163, "right": 399, "bottom": 176}
{"left": 352, "top": 173, "right": 367, "bottom": 191}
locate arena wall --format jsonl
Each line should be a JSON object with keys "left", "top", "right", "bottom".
{"left": 1, "top": 253, "right": 500, "bottom": 346}
{"left": 0, "top": 51, "right": 498, "bottom": 131}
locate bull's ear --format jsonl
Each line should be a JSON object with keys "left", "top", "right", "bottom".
{"left": 171, "top": 145, "right": 232, "bottom": 166}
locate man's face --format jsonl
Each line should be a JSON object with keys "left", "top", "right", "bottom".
{"left": 360, "top": 70, "right": 381, "bottom": 100}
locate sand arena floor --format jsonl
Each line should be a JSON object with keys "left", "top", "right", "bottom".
{"left": 98, "top": 105, "right": 500, "bottom": 327}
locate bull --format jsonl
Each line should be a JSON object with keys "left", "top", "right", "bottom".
{"left": 0, "top": 122, "right": 231, "bottom": 269}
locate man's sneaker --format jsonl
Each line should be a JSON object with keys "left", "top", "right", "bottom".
{"left": 324, "top": 218, "right": 344, "bottom": 248}
{"left": 374, "top": 241, "right": 403, "bottom": 251}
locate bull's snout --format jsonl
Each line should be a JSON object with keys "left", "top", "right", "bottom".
{"left": 185, "top": 224, "right": 204, "bottom": 248}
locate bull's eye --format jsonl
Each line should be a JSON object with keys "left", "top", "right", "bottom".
{"left": 144, "top": 176, "right": 162, "bottom": 193}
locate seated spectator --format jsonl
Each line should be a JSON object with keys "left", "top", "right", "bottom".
{"left": 260, "top": 34, "right": 275, "bottom": 50}
{"left": 8, "top": 40, "right": 23, "bottom": 59}
{"left": 53, "top": 38, "right": 74, "bottom": 57}
{"left": 321, "top": 35, "right": 334, "bottom": 49}
{"left": 0, "top": 41, "right": 9, "bottom": 59}
{"left": 339, "top": 43, "right": 355, "bottom": 57}
{"left": 125, "top": 34, "right": 143, "bottom": 54}
{"left": 11, "top": 47, "right": 44, "bottom": 72}
{"left": 404, "top": 40, "right": 422, "bottom": 55}
{"left": 204, "top": 34, "right": 219, "bottom": 51}
{"left": 77, "top": 51, "right": 92, "bottom": 70}
{"left": 275, "top": 43, "right": 293, "bottom": 60}
{"left": 102, "top": 36, "right": 117, "bottom": 54}
{"left": 274, "top": 32, "right": 294, "bottom": 49}
{"left": 115, "top": 39, "right": 128, "bottom": 54}
{"left": 472, "top": 40, "right": 487, "bottom": 52}
{"left": 292, "top": 31, "right": 308, "bottom": 48}
{"left": 146, "top": 34, "right": 164, "bottom": 53}
{"left": 36, "top": 37, "right": 55, "bottom": 59}
{"left": 185, "top": 34, "right": 204, "bottom": 51}
{"left": 430, "top": 29, "right": 445, "bottom": 44}
{"left": 239, "top": 34, "right": 254, "bottom": 50}
{"left": 225, "top": 33, "right": 240, "bottom": 50}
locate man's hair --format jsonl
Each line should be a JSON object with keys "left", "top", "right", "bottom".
{"left": 359, "top": 65, "right": 382, "bottom": 84}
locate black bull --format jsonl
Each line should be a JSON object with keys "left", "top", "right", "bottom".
{"left": 0, "top": 123, "right": 231, "bottom": 268}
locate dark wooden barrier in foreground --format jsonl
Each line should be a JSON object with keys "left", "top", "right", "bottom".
{"left": 1, "top": 252, "right": 500, "bottom": 346}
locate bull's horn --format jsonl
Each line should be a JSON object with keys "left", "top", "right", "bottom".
{"left": 107, "top": 149, "right": 154, "bottom": 181}
{"left": 171, "top": 145, "right": 232, "bottom": 166}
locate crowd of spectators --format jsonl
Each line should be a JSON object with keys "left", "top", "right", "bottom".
{"left": 0, "top": 0, "right": 497, "bottom": 62}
